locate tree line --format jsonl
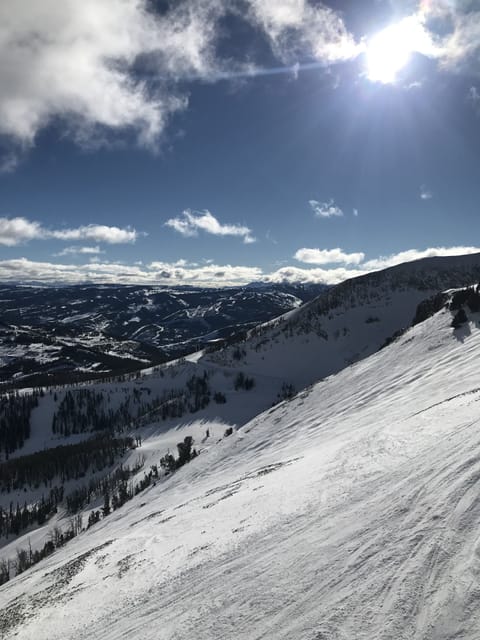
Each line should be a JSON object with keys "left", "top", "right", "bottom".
{"left": 51, "top": 372, "right": 229, "bottom": 437}
{"left": 0, "top": 487, "right": 63, "bottom": 539}
{"left": 0, "top": 435, "right": 136, "bottom": 492}
{"left": 0, "top": 513, "right": 84, "bottom": 586}
{"left": 65, "top": 457, "right": 145, "bottom": 514}
{"left": 0, "top": 390, "right": 42, "bottom": 459}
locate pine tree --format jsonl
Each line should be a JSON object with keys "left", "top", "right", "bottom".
{"left": 451, "top": 308, "right": 468, "bottom": 328}
{"left": 102, "top": 489, "right": 111, "bottom": 517}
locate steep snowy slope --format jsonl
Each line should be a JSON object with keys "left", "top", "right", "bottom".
{"left": 203, "top": 252, "right": 480, "bottom": 387}
{"left": 2, "top": 294, "right": 480, "bottom": 639}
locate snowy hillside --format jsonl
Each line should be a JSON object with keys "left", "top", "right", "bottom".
{"left": 0, "top": 343, "right": 301, "bottom": 570}
{"left": 203, "top": 252, "right": 480, "bottom": 387}
{"left": 2, "top": 254, "right": 480, "bottom": 562}
{"left": 2, "top": 287, "right": 480, "bottom": 638}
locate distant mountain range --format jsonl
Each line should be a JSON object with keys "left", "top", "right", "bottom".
{"left": 0, "top": 282, "right": 327, "bottom": 386}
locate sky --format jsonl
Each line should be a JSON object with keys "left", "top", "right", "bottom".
{"left": 0, "top": 0, "right": 480, "bottom": 287}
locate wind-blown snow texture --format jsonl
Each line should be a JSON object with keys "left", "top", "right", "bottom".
{"left": 2, "top": 296, "right": 480, "bottom": 638}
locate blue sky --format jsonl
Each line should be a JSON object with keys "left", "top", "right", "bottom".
{"left": 0, "top": 0, "right": 480, "bottom": 286}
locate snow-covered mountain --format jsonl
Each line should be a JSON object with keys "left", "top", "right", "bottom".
{"left": 2, "top": 274, "right": 480, "bottom": 638}
{"left": 0, "top": 282, "right": 325, "bottom": 387}
{"left": 203, "top": 252, "right": 480, "bottom": 388}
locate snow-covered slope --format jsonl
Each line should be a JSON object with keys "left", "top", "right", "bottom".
{"left": 2, "top": 293, "right": 480, "bottom": 638}
{"left": 203, "top": 252, "right": 480, "bottom": 387}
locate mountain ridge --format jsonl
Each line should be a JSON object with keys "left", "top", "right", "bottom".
{"left": 203, "top": 252, "right": 480, "bottom": 387}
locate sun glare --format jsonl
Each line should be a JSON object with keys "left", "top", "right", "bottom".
{"left": 365, "top": 16, "right": 433, "bottom": 84}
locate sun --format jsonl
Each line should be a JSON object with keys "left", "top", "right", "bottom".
{"left": 366, "top": 24, "right": 412, "bottom": 83}
{"left": 365, "top": 16, "right": 432, "bottom": 84}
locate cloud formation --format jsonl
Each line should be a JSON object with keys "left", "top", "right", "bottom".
{"left": 294, "top": 248, "right": 365, "bottom": 265}
{"left": 309, "top": 199, "right": 344, "bottom": 218}
{"left": 0, "top": 217, "right": 141, "bottom": 246}
{"left": 414, "top": 2, "right": 480, "bottom": 72}
{"left": 1, "top": 247, "right": 479, "bottom": 287}
{"left": 165, "top": 210, "right": 255, "bottom": 243}
{"left": 293, "top": 245, "right": 480, "bottom": 278}
{"left": 361, "top": 246, "right": 480, "bottom": 271}
{"left": 270, "top": 246, "right": 480, "bottom": 283}
{"left": 433, "top": 5, "right": 480, "bottom": 70}
{"left": 0, "top": 0, "right": 364, "bottom": 167}
{"left": 0, "top": 152, "right": 19, "bottom": 174}
{"left": 0, "top": 217, "right": 43, "bottom": 246}
{"left": 266, "top": 265, "right": 365, "bottom": 285}
{"left": 0, "top": 0, "right": 223, "bottom": 161}
{"left": 246, "top": 0, "right": 361, "bottom": 63}
{"left": 420, "top": 185, "right": 433, "bottom": 200}
{"left": 470, "top": 86, "right": 480, "bottom": 101}
{"left": 469, "top": 86, "right": 480, "bottom": 114}
{"left": 0, "top": 258, "right": 262, "bottom": 287}
{"left": 55, "top": 246, "right": 104, "bottom": 257}
{"left": 50, "top": 225, "right": 140, "bottom": 244}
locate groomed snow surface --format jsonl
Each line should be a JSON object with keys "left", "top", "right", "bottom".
{"left": 2, "top": 306, "right": 480, "bottom": 639}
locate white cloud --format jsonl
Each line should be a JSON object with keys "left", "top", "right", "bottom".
{"left": 294, "top": 248, "right": 365, "bottom": 265}
{"left": 269, "top": 246, "right": 480, "bottom": 284}
{"left": 418, "top": 3, "right": 480, "bottom": 72}
{"left": 470, "top": 86, "right": 480, "bottom": 102}
{"left": 0, "top": 0, "right": 365, "bottom": 167}
{"left": 0, "top": 152, "right": 20, "bottom": 174}
{"left": 55, "top": 246, "right": 104, "bottom": 257}
{"left": 266, "top": 229, "right": 278, "bottom": 245}
{"left": 469, "top": 86, "right": 480, "bottom": 114}
{"left": 266, "top": 265, "right": 365, "bottom": 285}
{"left": 246, "top": 0, "right": 361, "bottom": 63}
{"left": 436, "top": 9, "right": 480, "bottom": 69}
{"left": 165, "top": 209, "right": 255, "bottom": 243}
{"left": 420, "top": 185, "right": 433, "bottom": 200}
{"left": 309, "top": 199, "right": 344, "bottom": 218}
{"left": 0, "top": 258, "right": 262, "bottom": 287}
{"left": 50, "top": 225, "right": 140, "bottom": 244}
{"left": 353, "top": 208, "right": 359, "bottom": 217}
{"left": 0, "top": 216, "right": 142, "bottom": 246}
{"left": 149, "top": 261, "right": 262, "bottom": 284}
{"left": 362, "top": 246, "right": 480, "bottom": 271}
{"left": 0, "top": 217, "right": 44, "bottom": 246}
{"left": 0, "top": 0, "right": 223, "bottom": 159}
{"left": 0, "top": 246, "right": 479, "bottom": 287}
{"left": 407, "top": 81, "right": 423, "bottom": 90}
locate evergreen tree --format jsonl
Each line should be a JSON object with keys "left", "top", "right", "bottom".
{"left": 102, "top": 489, "right": 111, "bottom": 517}
{"left": 451, "top": 308, "right": 468, "bottom": 328}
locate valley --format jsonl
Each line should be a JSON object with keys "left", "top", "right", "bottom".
{"left": 0, "top": 282, "right": 325, "bottom": 387}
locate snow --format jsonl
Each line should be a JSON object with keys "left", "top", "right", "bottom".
{"left": 59, "top": 313, "right": 94, "bottom": 324}
{"left": 202, "top": 251, "right": 480, "bottom": 389}
{"left": 2, "top": 303, "right": 480, "bottom": 638}
{"left": 203, "top": 288, "right": 437, "bottom": 388}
